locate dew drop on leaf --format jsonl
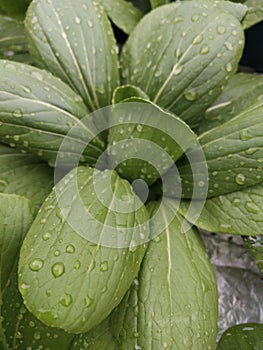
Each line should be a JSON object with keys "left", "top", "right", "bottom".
{"left": 59, "top": 293, "right": 73, "bottom": 307}
{"left": 100, "top": 261, "right": 108, "bottom": 272}
{"left": 245, "top": 201, "right": 259, "bottom": 214}
{"left": 66, "top": 244, "right": 75, "bottom": 253}
{"left": 184, "top": 89, "right": 197, "bottom": 101}
{"left": 51, "top": 262, "right": 65, "bottom": 278}
{"left": 84, "top": 295, "right": 94, "bottom": 307}
{"left": 235, "top": 173, "right": 246, "bottom": 185}
{"left": 217, "top": 25, "right": 226, "bottom": 35}
{"left": 29, "top": 258, "right": 44, "bottom": 272}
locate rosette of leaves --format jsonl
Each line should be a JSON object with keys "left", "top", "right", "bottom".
{"left": 1, "top": 0, "right": 263, "bottom": 349}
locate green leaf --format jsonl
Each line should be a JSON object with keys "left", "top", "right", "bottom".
{"left": 0, "top": 0, "right": 31, "bottom": 19}
{"left": 217, "top": 323, "right": 263, "bottom": 350}
{"left": 199, "top": 73, "right": 263, "bottom": 133}
{"left": 99, "top": 0, "right": 143, "bottom": 34}
{"left": 244, "top": 235, "right": 263, "bottom": 272}
{"left": 107, "top": 101, "right": 197, "bottom": 185}
{"left": 240, "top": 0, "right": 263, "bottom": 29}
{"left": 72, "top": 319, "right": 119, "bottom": 349}
{"left": 0, "top": 15, "right": 29, "bottom": 61}
{"left": 0, "top": 60, "right": 105, "bottom": 167}
{"left": 150, "top": 0, "right": 170, "bottom": 9}
{"left": 110, "top": 198, "right": 218, "bottom": 349}
{"left": 0, "top": 193, "right": 75, "bottom": 350}
{"left": 177, "top": 102, "right": 263, "bottom": 198}
{"left": 121, "top": 0, "right": 244, "bottom": 128}
{"left": 18, "top": 166, "right": 149, "bottom": 334}
{"left": 177, "top": 181, "right": 263, "bottom": 236}
{"left": 25, "top": 0, "right": 120, "bottom": 111}
{"left": 0, "top": 144, "right": 53, "bottom": 207}
{"left": 127, "top": 0, "right": 151, "bottom": 14}
{"left": 112, "top": 85, "right": 149, "bottom": 105}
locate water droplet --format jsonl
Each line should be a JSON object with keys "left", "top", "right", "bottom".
{"left": 240, "top": 129, "right": 252, "bottom": 141}
{"left": 40, "top": 218, "right": 47, "bottom": 224}
{"left": 59, "top": 293, "right": 73, "bottom": 307}
{"left": 232, "top": 198, "right": 241, "bottom": 206}
{"left": 75, "top": 16, "right": 81, "bottom": 24}
{"left": 74, "top": 260, "right": 81, "bottom": 269}
{"left": 219, "top": 223, "right": 231, "bottom": 230}
{"left": 136, "top": 124, "right": 143, "bottom": 132}
{"left": 198, "top": 180, "right": 205, "bottom": 187}
{"left": 200, "top": 45, "right": 209, "bottom": 54}
{"left": 33, "top": 332, "right": 41, "bottom": 340}
{"left": 29, "top": 321, "right": 36, "bottom": 328}
{"left": 23, "top": 86, "right": 32, "bottom": 94}
{"left": 225, "top": 42, "right": 233, "bottom": 51}
{"left": 100, "top": 261, "right": 108, "bottom": 272}
{"left": 42, "top": 232, "right": 51, "bottom": 241}
{"left": 66, "top": 244, "right": 75, "bottom": 254}
{"left": 88, "top": 20, "right": 93, "bottom": 28}
{"left": 217, "top": 25, "right": 226, "bottom": 34}
{"left": 184, "top": 89, "right": 197, "bottom": 101}
{"left": 225, "top": 62, "right": 232, "bottom": 72}
{"left": 191, "top": 15, "right": 199, "bottom": 22}
{"left": 29, "top": 258, "right": 44, "bottom": 272}
{"left": 245, "top": 201, "right": 259, "bottom": 214}
{"left": 173, "top": 65, "right": 183, "bottom": 75}
{"left": 235, "top": 173, "right": 246, "bottom": 185}
{"left": 54, "top": 250, "right": 61, "bottom": 257}
{"left": 51, "top": 262, "right": 65, "bottom": 278}
{"left": 84, "top": 295, "right": 94, "bottom": 307}
{"left": 193, "top": 34, "right": 203, "bottom": 45}
{"left": 13, "top": 109, "right": 22, "bottom": 117}
{"left": 257, "top": 158, "right": 263, "bottom": 163}
{"left": 246, "top": 147, "right": 258, "bottom": 155}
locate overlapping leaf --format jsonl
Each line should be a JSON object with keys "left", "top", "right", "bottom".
{"left": 0, "top": 60, "right": 105, "bottom": 167}
{"left": 25, "top": 0, "right": 119, "bottom": 110}
{"left": 0, "top": 0, "right": 31, "bottom": 19}
{"left": 18, "top": 166, "right": 148, "bottom": 334}
{"left": 121, "top": 0, "right": 245, "bottom": 127}
{"left": 244, "top": 235, "right": 263, "bottom": 272}
{"left": 111, "top": 199, "right": 218, "bottom": 349}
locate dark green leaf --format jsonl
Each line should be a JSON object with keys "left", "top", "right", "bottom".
{"left": 72, "top": 319, "right": 119, "bottom": 349}
{"left": 0, "top": 0, "right": 31, "bottom": 19}
{"left": 107, "top": 101, "right": 197, "bottom": 185}
{"left": 244, "top": 235, "right": 263, "bottom": 272}
{"left": 111, "top": 198, "right": 218, "bottom": 349}
{"left": 177, "top": 103, "right": 263, "bottom": 198}
{"left": 0, "top": 193, "right": 74, "bottom": 350}
{"left": 0, "top": 60, "right": 105, "bottom": 167}
{"left": 0, "top": 15, "right": 29, "bottom": 61}
{"left": 127, "top": 0, "right": 151, "bottom": 14}
{"left": 177, "top": 181, "right": 263, "bottom": 236}
{"left": 150, "top": 0, "right": 170, "bottom": 9}
{"left": 18, "top": 166, "right": 149, "bottom": 334}
{"left": 0, "top": 144, "right": 53, "bottom": 207}
{"left": 25, "top": 0, "right": 120, "bottom": 110}
{"left": 199, "top": 73, "right": 263, "bottom": 133}
{"left": 99, "top": 0, "right": 143, "bottom": 34}
{"left": 121, "top": 0, "right": 244, "bottom": 128}
{"left": 217, "top": 323, "right": 263, "bottom": 350}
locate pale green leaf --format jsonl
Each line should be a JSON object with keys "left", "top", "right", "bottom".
{"left": 99, "top": 0, "right": 143, "bottom": 34}
{"left": 0, "top": 144, "right": 53, "bottom": 207}
{"left": 177, "top": 181, "right": 263, "bottom": 236}
{"left": 0, "top": 60, "right": 105, "bottom": 167}
{"left": 25, "top": 0, "right": 120, "bottom": 110}
{"left": 177, "top": 103, "right": 263, "bottom": 198}
{"left": 240, "top": 0, "right": 263, "bottom": 29}
{"left": 111, "top": 198, "right": 218, "bottom": 349}
{"left": 107, "top": 101, "right": 197, "bottom": 185}
{"left": 18, "top": 166, "right": 148, "bottom": 334}
{"left": 244, "top": 235, "right": 263, "bottom": 273}
{"left": 217, "top": 323, "right": 263, "bottom": 350}
{"left": 112, "top": 85, "right": 149, "bottom": 105}
{"left": 121, "top": 0, "right": 244, "bottom": 128}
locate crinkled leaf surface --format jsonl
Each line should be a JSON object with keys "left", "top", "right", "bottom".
{"left": 217, "top": 323, "right": 263, "bottom": 350}
{"left": 0, "top": 193, "right": 75, "bottom": 349}
{"left": 0, "top": 60, "right": 105, "bottom": 167}
{"left": 19, "top": 166, "right": 148, "bottom": 334}
{"left": 0, "top": 144, "right": 53, "bottom": 207}
{"left": 108, "top": 101, "right": 197, "bottom": 186}
{"left": 177, "top": 102, "right": 263, "bottom": 198}
{"left": 111, "top": 199, "right": 218, "bottom": 350}
{"left": 244, "top": 235, "right": 263, "bottom": 273}
{"left": 199, "top": 73, "right": 263, "bottom": 133}
{"left": 121, "top": 0, "right": 244, "bottom": 128}
{"left": 177, "top": 181, "right": 263, "bottom": 236}
{"left": 25, "top": 0, "right": 119, "bottom": 111}
{"left": 99, "top": 0, "right": 143, "bottom": 34}
{"left": 238, "top": 0, "right": 263, "bottom": 29}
